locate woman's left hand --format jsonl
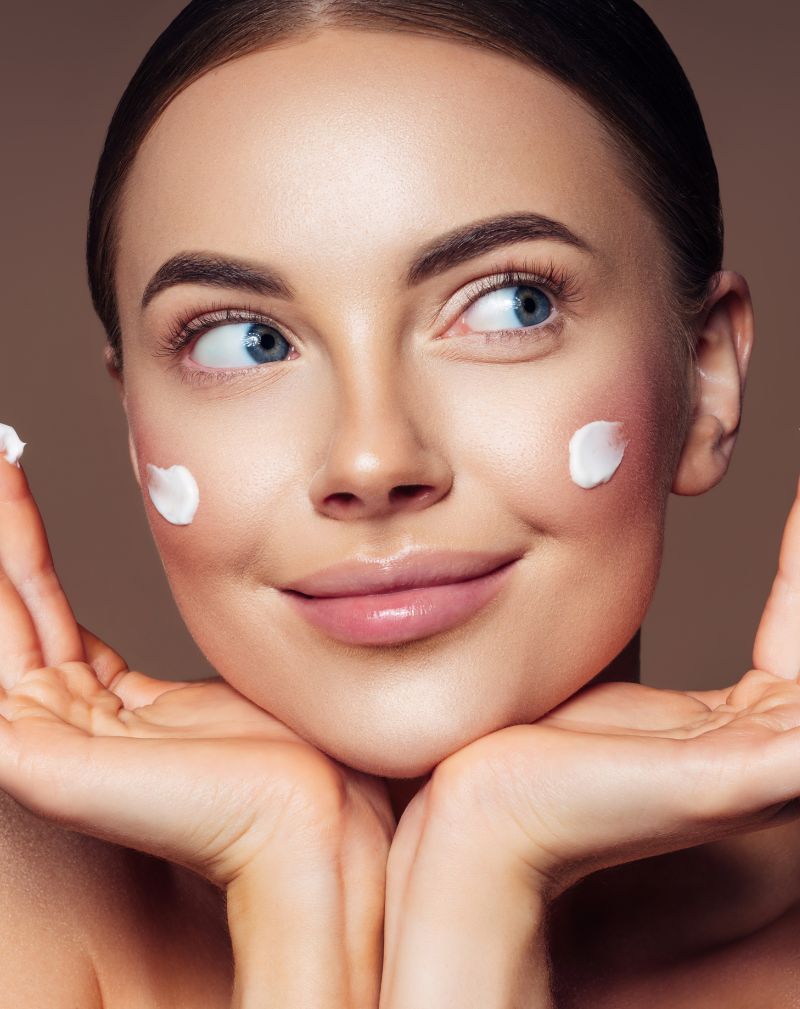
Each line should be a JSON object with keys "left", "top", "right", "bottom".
{"left": 379, "top": 476, "right": 800, "bottom": 1008}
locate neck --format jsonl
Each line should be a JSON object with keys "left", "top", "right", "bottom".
{"left": 384, "top": 629, "right": 642, "bottom": 821}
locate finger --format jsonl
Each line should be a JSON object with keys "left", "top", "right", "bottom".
{"left": 77, "top": 623, "right": 128, "bottom": 686}
{"left": 0, "top": 449, "right": 84, "bottom": 667}
{"left": 0, "top": 562, "right": 44, "bottom": 681}
{"left": 538, "top": 681, "right": 712, "bottom": 732}
{"left": 106, "top": 669, "right": 188, "bottom": 711}
{"left": 76, "top": 624, "right": 185, "bottom": 710}
{"left": 752, "top": 475, "right": 800, "bottom": 681}
{"left": 683, "top": 685, "right": 734, "bottom": 708}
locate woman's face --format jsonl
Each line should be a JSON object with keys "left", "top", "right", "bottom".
{"left": 114, "top": 28, "right": 686, "bottom": 777}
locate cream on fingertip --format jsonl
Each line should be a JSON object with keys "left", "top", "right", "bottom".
{"left": 0, "top": 423, "right": 26, "bottom": 467}
{"left": 569, "top": 420, "right": 627, "bottom": 489}
{"left": 146, "top": 463, "right": 200, "bottom": 525}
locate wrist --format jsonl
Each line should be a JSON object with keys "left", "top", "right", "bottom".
{"left": 227, "top": 856, "right": 348, "bottom": 1009}
{"left": 383, "top": 822, "right": 554, "bottom": 1009}
{"left": 227, "top": 831, "right": 386, "bottom": 1009}
{"left": 439, "top": 857, "right": 554, "bottom": 1009}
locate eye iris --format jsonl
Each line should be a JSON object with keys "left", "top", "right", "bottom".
{"left": 513, "top": 285, "right": 551, "bottom": 327}
{"left": 242, "top": 323, "right": 291, "bottom": 363}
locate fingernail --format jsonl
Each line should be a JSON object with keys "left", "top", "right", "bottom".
{"left": 0, "top": 423, "right": 26, "bottom": 467}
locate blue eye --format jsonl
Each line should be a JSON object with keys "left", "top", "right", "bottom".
{"left": 463, "top": 284, "right": 553, "bottom": 334}
{"left": 190, "top": 321, "right": 293, "bottom": 368}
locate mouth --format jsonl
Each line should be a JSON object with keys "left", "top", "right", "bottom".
{"left": 280, "top": 550, "right": 520, "bottom": 646}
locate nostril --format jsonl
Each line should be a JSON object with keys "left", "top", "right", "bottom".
{"left": 325, "top": 492, "right": 358, "bottom": 507}
{"left": 389, "top": 484, "right": 433, "bottom": 504}
{"left": 320, "top": 484, "right": 439, "bottom": 514}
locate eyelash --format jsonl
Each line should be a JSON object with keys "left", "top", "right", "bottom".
{"left": 154, "top": 256, "right": 581, "bottom": 384}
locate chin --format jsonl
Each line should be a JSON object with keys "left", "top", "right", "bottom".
{"left": 297, "top": 714, "right": 503, "bottom": 780}
{"left": 331, "top": 745, "right": 443, "bottom": 780}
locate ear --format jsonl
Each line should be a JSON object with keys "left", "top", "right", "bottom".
{"left": 672, "top": 270, "right": 754, "bottom": 496}
{"left": 103, "top": 345, "right": 141, "bottom": 488}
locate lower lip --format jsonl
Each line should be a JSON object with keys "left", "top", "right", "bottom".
{"left": 282, "top": 561, "right": 518, "bottom": 646}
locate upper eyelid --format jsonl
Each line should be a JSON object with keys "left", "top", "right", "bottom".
{"left": 161, "top": 259, "right": 580, "bottom": 355}
{"left": 154, "top": 304, "right": 277, "bottom": 358}
{"left": 433, "top": 265, "right": 579, "bottom": 332}
{"left": 459, "top": 272, "right": 563, "bottom": 312}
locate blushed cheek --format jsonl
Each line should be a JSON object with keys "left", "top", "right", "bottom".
{"left": 126, "top": 409, "right": 227, "bottom": 572}
{"left": 455, "top": 360, "right": 671, "bottom": 543}
{"left": 126, "top": 405, "right": 287, "bottom": 588}
{"left": 557, "top": 388, "right": 668, "bottom": 540}
{"left": 558, "top": 371, "right": 680, "bottom": 648}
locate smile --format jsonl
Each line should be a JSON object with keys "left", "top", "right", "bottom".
{"left": 281, "top": 556, "right": 519, "bottom": 645}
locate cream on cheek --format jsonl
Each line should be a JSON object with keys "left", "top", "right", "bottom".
{"left": 145, "top": 462, "right": 200, "bottom": 525}
{"left": 568, "top": 419, "right": 628, "bottom": 489}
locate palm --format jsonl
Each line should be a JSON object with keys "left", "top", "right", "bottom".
{"left": 1, "top": 662, "right": 314, "bottom": 745}
{"left": 1, "top": 655, "right": 392, "bottom": 888}
{"left": 537, "top": 668, "right": 800, "bottom": 741}
{"left": 507, "top": 669, "right": 800, "bottom": 881}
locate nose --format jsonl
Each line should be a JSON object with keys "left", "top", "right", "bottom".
{"left": 308, "top": 368, "right": 453, "bottom": 522}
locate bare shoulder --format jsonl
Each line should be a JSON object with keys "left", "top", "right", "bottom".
{"left": 0, "top": 787, "right": 105, "bottom": 1006}
{"left": 0, "top": 788, "right": 233, "bottom": 1008}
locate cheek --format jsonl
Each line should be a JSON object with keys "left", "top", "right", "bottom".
{"left": 449, "top": 350, "right": 671, "bottom": 690}
{"left": 125, "top": 396, "right": 293, "bottom": 595}
{"left": 445, "top": 354, "right": 668, "bottom": 534}
{"left": 440, "top": 348, "right": 672, "bottom": 669}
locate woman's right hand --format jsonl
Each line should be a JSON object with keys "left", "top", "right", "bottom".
{"left": 0, "top": 442, "right": 394, "bottom": 1006}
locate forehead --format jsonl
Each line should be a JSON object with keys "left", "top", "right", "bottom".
{"left": 117, "top": 27, "right": 657, "bottom": 307}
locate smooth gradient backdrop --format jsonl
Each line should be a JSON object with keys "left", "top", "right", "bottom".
{"left": 1, "top": 1, "right": 797, "bottom": 689}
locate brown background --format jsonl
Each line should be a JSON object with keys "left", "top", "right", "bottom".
{"left": 0, "top": 2, "right": 797, "bottom": 689}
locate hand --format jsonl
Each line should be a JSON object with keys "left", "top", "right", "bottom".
{"left": 379, "top": 475, "right": 800, "bottom": 1007}
{"left": 0, "top": 443, "right": 394, "bottom": 1007}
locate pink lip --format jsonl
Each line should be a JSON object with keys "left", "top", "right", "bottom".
{"left": 280, "top": 550, "right": 520, "bottom": 645}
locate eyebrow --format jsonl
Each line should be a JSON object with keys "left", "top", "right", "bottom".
{"left": 140, "top": 211, "right": 593, "bottom": 311}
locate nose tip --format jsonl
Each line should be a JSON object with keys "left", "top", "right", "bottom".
{"left": 309, "top": 431, "right": 453, "bottom": 520}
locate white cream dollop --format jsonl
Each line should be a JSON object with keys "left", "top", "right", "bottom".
{"left": 0, "top": 423, "right": 26, "bottom": 467}
{"left": 569, "top": 420, "right": 627, "bottom": 489}
{"left": 146, "top": 463, "right": 199, "bottom": 525}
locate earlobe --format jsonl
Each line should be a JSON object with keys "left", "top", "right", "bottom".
{"left": 672, "top": 271, "right": 755, "bottom": 496}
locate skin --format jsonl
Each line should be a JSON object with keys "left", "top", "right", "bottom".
{"left": 0, "top": 25, "right": 798, "bottom": 1009}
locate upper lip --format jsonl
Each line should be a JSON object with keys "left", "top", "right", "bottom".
{"left": 281, "top": 549, "right": 521, "bottom": 598}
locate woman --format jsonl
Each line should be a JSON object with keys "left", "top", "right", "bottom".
{"left": 0, "top": 1, "right": 797, "bottom": 1006}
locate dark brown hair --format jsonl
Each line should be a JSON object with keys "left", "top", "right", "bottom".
{"left": 87, "top": 0, "right": 723, "bottom": 376}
